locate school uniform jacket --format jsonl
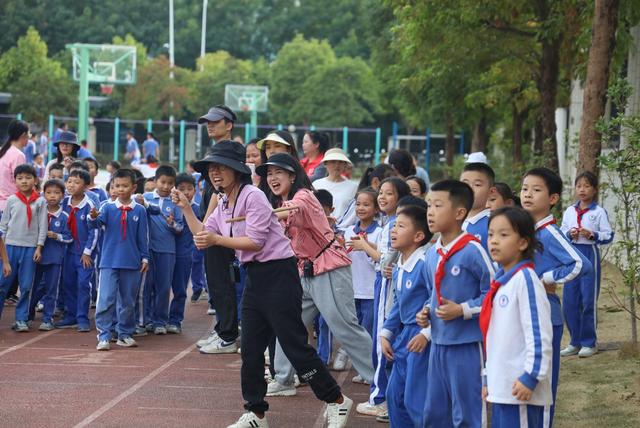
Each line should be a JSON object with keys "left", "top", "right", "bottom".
{"left": 485, "top": 262, "right": 553, "bottom": 406}
{"left": 380, "top": 245, "right": 431, "bottom": 341}
{"left": 90, "top": 199, "right": 149, "bottom": 270}
{"left": 560, "top": 202, "right": 614, "bottom": 245}
{"left": 143, "top": 190, "right": 184, "bottom": 254}
{"left": 40, "top": 208, "right": 73, "bottom": 265}
{"left": 462, "top": 208, "right": 491, "bottom": 251}
{"left": 61, "top": 194, "right": 99, "bottom": 256}
{"left": 423, "top": 233, "right": 495, "bottom": 345}
{"left": 175, "top": 201, "right": 199, "bottom": 259}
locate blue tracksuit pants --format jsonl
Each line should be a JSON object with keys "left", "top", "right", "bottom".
{"left": 96, "top": 268, "right": 142, "bottom": 341}
{"left": 369, "top": 272, "right": 390, "bottom": 404}
{"left": 169, "top": 256, "right": 191, "bottom": 327}
{"left": 492, "top": 403, "right": 545, "bottom": 428}
{"left": 62, "top": 252, "right": 93, "bottom": 326}
{"left": 355, "top": 298, "right": 374, "bottom": 338}
{"left": 144, "top": 251, "right": 175, "bottom": 328}
{"left": 191, "top": 249, "right": 206, "bottom": 294}
{"left": 29, "top": 263, "right": 62, "bottom": 323}
{"left": 0, "top": 245, "right": 36, "bottom": 322}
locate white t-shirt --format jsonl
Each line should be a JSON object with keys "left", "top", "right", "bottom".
{"left": 312, "top": 177, "right": 358, "bottom": 219}
{"left": 344, "top": 221, "right": 382, "bottom": 299}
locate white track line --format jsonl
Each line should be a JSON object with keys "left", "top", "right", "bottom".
{"left": 73, "top": 343, "right": 196, "bottom": 428}
{"left": 0, "top": 329, "right": 59, "bottom": 358}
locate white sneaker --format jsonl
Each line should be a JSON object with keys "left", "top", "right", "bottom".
{"left": 332, "top": 348, "right": 349, "bottom": 371}
{"left": 351, "top": 374, "right": 370, "bottom": 385}
{"left": 266, "top": 380, "right": 296, "bottom": 397}
{"left": 264, "top": 349, "right": 270, "bottom": 366}
{"left": 227, "top": 411, "right": 269, "bottom": 428}
{"left": 116, "top": 337, "right": 138, "bottom": 347}
{"left": 560, "top": 344, "right": 580, "bottom": 357}
{"left": 196, "top": 331, "right": 220, "bottom": 348}
{"left": 96, "top": 340, "right": 110, "bottom": 351}
{"left": 293, "top": 374, "right": 307, "bottom": 388}
{"left": 326, "top": 395, "right": 353, "bottom": 428}
{"left": 356, "top": 400, "right": 386, "bottom": 416}
{"left": 154, "top": 326, "right": 167, "bottom": 335}
{"left": 207, "top": 306, "right": 216, "bottom": 315}
{"left": 199, "top": 337, "right": 238, "bottom": 354}
{"left": 578, "top": 346, "right": 598, "bottom": 358}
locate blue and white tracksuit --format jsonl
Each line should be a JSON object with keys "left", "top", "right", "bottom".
{"left": 462, "top": 208, "right": 491, "bottom": 252}
{"left": 142, "top": 191, "right": 183, "bottom": 328}
{"left": 61, "top": 195, "right": 99, "bottom": 327}
{"left": 485, "top": 262, "right": 553, "bottom": 428}
{"left": 534, "top": 215, "right": 592, "bottom": 427}
{"left": 29, "top": 209, "right": 73, "bottom": 323}
{"left": 423, "top": 233, "right": 494, "bottom": 428}
{"left": 560, "top": 202, "right": 613, "bottom": 349}
{"left": 90, "top": 199, "right": 149, "bottom": 341}
{"left": 170, "top": 200, "right": 199, "bottom": 328}
{"left": 380, "top": 245, "right": 431, "bottom": 428}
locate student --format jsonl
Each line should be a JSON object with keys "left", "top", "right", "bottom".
{"left": 481, "top": 206, "right": 553, "bottom": 428}
{"left": 0, "top": 164, "right": 47, "bottom": 330}
{"left": 406, "top": 175, "right": 427, "bottom": 199}
{"left": 143, "top": 132, "right": 160, "bottom": 160}
{"left": 560, "top": 171, "right": 613, "bottom": 358}
{"left": 460, "top": 162, "right": 496, "bottom": 250}
{"left": 33, "top": 153, "right": 45, "bottom": 179}
{"left": 125, "top": 131, "right": 141, "bottom": 165}
{"left": 89, "top": 168, "right": 149, "bottom": 350}
{"left": 57, "top": 169, "right": 99, "bottom": 331}
{"left": 418, "top": 179, "right": 494, "bottom": 428}
{"left": 258, "top": 153, "right": 374, "bottom": 398}
{"left": 141, "top": 165, "right": 183, "bottom": 335}
{"left": 520, "top": 167, "right": 592, "bottom": 426}
{"left": 379, "top": 205, "right": 432, "bottom": 427}
{"left": 48, "top": 163, "right": 64, "bottom": 181}
{"left": 172, "top": 141, "right": 353, "bottom": 428}
{"left": 352, "top": 177, "right": 410, "bottom": 418}
{"left": 313, "top": 148, "right": 358, "bottom": 219}
{"left": 144, "top": 177, "right": 156, "bottom": 193}
{"left": 28, "top": 179, "right": 73, "bottom": 330}
{"left": 486, "top": 182, "right": 519, "bottom": 211}
{"left": 84, "top": 157, "right": 108, "bottom": 203}
{"left": 106, "top": 160, "right": 121, "bottom": 177}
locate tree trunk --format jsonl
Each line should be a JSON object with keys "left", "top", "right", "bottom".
{"left": 471, "top": 112, "right": 488, "bottom": 153}
{"left": 445, "top": 114, "right": 455, "bottom": 168}
{"left": 513, "top": 104, "right": 528, "bottom": 164}
{"left": 533, "top": 118, "right": 544, "bottom": 156}
{"left": 577, "top": 0, "right": 620, "bottom": 176}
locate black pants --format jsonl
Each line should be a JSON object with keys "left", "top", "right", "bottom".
{"left": 204, "top": 245, "right": 238, "bottom": 342}
{"left": 242, "top": 257, "right": 340, "bottom": 413}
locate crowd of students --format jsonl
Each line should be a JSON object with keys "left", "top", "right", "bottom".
{"left": 0, "top": 104, "right": 614, "bottom": 428}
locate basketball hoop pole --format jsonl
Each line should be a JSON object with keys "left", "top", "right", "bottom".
{"left": 78, "top": 46, "right": 90, "bottom": 141}
{"left": 250, "top": 110, "right": 258, "bottom": 139}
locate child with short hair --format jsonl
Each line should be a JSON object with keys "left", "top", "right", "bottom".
{"left": 144, "top": 177, "right": 156, "bottom": 193}
{"left": 560, "top": 171, "right": 613, "bottom": 357}
{"left": 520, "top": 167, "right": 592, "bottom": 426}
{"left": 84, "top": 157, "right": 108, "bottom": 203}
{"left": 58, "top": 169, "right": 99, "bottom": 331}
{"left": 380, "top": 205, "right": 432, "bottom": 427}
{"left": 0, "top": 164, "right": 47, "bottom": 331}
{"left": 141, "top": 165, "right": 183, "bottom": 335}
{"left": 33, "top": 152, "right": 45, "bottom": 179}
{"left": 460, "top": 162, "right": 496, "bottom": 250}
{"left": 481, "top": 207, "right": 553, "bottom": 427}
{"left": 48, "top": 162, "right": 64, "bottom": 181}
{"left": 406, "top": 175, "right": 427, "bottom": 199}
{"left": 106, "top": 160, "right": 121, "bottom": 177}
{"left": 486, "top": 182, "right": 519, "bottom": 211}
{"left": 28, "top": 179, "right": 73, "bottom": 330}
{"left": 419, "top": 179, "right": 494, "bottom": 428}
{"left": 90, "top": 168, "right": 149, "bottom": 350}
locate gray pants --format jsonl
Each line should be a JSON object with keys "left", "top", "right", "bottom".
{"left": 274, "top": 265, "right": 374, "bottom": 385}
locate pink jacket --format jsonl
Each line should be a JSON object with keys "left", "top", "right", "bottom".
{"left": 0, "top": 146, "right": 26, "bottom": 211}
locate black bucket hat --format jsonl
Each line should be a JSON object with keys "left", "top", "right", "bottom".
{"left": 194, "top": 141, "right": 251, "bottom": 180}
{"left": 198, "top": 105, "right": 237, "bottom": 124}
{"left": 256, "top": 153, "right": 298, "bottom": 177}
{"left": 53, "top": 130, "right": 80, "bottom": 147}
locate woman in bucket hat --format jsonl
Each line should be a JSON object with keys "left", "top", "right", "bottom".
{"left": 172, "top": 141, "right": 354, "bottom": 428}
{"left": 312, "top": 148, "right": 358, "bottom": 220}
{"left": 43, "top": 130, "right": 81, "bottom": 181}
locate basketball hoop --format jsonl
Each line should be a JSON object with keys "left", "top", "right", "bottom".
{"left": 100, "top": 84, "right": 114, "bottom": 95}
{"left": 241, "top": 105, "right": 250, "bottom": 112}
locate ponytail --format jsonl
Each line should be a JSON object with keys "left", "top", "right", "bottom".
{"left": 0, "top": 119, "right": 29, "bottom": 159}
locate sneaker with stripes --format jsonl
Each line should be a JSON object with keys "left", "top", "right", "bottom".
{"left": 326, "top": 395, "right": 353, "bottom": 428}
{"left": 226, "top": 411, "right": 269, "bottom": 428}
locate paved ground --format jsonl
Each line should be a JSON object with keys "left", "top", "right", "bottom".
{"left": 0, "top": 296, "right": 380, "bottom": 427}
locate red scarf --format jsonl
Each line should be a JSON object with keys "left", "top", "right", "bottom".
{"left": 48, "top": 213, "right": 54, "bottom": 227}
{"left": 574, "top": 205, "right": 590, "bottom": 229}
{"left": 68, "top": 206, "right": 79, "bottom": 244}
{"left": 120, "top": 206, "right": 133, "bottom": 241}
{"left": 479, "top": 262, "right": 535, "bottom": 350}
{"left": 15, "top": 190, "right": 40, "bottom": 227}
{"left": 434, "top": 234, "right": 478, "bottom": 306}
{"left": 536, "top": 217, "right": 556, "bottom": 232}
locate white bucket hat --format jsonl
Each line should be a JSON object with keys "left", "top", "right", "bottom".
{"left": 466, "top": 151, "right": 488, "bottom": 164}
{"left": 256, "top": 132, "right": 292, "bottom": 150}
{"left": 323, "top": 148, "right": 352, "bottom": 165}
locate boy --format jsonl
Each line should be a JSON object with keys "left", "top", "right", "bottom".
{"left": 57, "top": 169, "right": 99, "bottom": 331}
{"left": 520, "top": 167, "right": 592, "bottom": 426}
{"left": 0, "top": 165, "right": 47, "bottom": 330}
{"left": 69, "top": 161, "right": 100, "bottom": 207}
{"left": 90, "top": 168, "right": 149, "bottom": 350}
{"left": 49, "top": 162, "right": 64, "bottom": 181}
{"left": 379, "top": 205, "right": 432, "bottom": 427}
{"left": 84, "top": 157, "right": 108, "bottom": 203}
{"left": 419, "top": 180, "right": 494, "bottom": 427}
{"left": 28, "top": 179, "right": 73, "bottom": 330}
{"left": 34, "top": 153, "right": 45, "bottom": 179}
{"left": 140, "top": 165, "right": 183, "bottom": 335}
{"left": 460, "top": 162, "right": 496, "bottom": 251}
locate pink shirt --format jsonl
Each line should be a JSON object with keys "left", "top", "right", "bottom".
{"left": 0, "top": 145, "right": 26, "bottom": 211}
{"left": 282, "top": 189, "right": 351, "bottom": 276}
{"left": 204, "top": 185, "right": 294, "bottom": 264}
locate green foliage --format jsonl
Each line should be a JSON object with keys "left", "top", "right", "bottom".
{"left": 112, "top": 34, "right": 148, "bottom": 67}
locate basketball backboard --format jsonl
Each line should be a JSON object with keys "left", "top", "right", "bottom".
{"left": 68, "top": 43, "right": 137, "bottom": 85}
{"left": 225, "top": 85, "right": 269, "bottom": 112}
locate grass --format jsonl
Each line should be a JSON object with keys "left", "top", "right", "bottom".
{"left": 555, "top": 262, "right": 640, "bottom": 428}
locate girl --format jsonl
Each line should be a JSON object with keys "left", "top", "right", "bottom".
{"left": 313, "top": 148, "right": 358, "bottom": 219}
{"left": 43, "top": 131, "right": 80, "bottom": 181}
{"left": 486, "top": 182, "right": 519, "bottom": 211}
{"left": 406, "top": 175, "right": 427, "bottom": 199}
{"left": 481, "top": 206, "right": 553, "bottom": 428}
{"left": 559, "top": 171, "right": 613, "bottom": 358}
{"left": 351, "top": 177, "right": 410, "bottom": 418}
{"left": 257, "top": 153, "right": 374, "bottom": 400}
{"left": 345, "top": 188, "right": 382, "bottom": 338}
{"left": 0, "top": 120, "right": 29, "bottom": 213}
{"left": 256, "top": 130, "right": 300, "bottom": 163}
{"left": 301, "top": 131, "right": 330, "bottom": 181}
{"left": 245, "top": 138, "right": 261, "bottom": 186}
{"left": 172, "top": 142, "right": 353, "bottom": 428}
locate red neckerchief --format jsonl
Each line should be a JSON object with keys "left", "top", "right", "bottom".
{"left": 48, "top": 212, "right": 55, "bottom": 227}
{"left": 574, "top": 205, "right": 590, "bottom": 229}
{"left": 536, "top": 218, "right": 556, "bottom": 231}
{"left": 68, "top": 206, "right": 80, "bottom": 245}
{"left": 479, "top": 262, "right": 535, "bottom": 350}
{"left": 434, "top": 233, "right": 479, "bottom": 306}
{"left": 15, "top": 190, "right": 40, "bottom": 227}
{"left": 120, "top": 206, "right": 133, "bottom": 240}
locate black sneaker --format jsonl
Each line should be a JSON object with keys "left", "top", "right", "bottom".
{"left": 191, "top": 289, "right": 202, "bottom": 302}
{"left": 7, "top": 294, "right": 19, "bottom": 303}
